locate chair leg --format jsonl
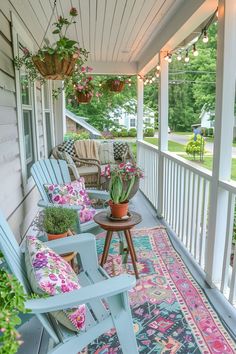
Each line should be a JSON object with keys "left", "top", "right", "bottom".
{"left": 108, "top": 292, "right": 138, "bottom": 354}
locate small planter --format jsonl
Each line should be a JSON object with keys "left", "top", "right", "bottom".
{"left": 47, "top": 231, "right": 68, "bottom": 241}
{"left": 32, "top": 53, "right": 79, "bottom": 80}
{"left": 107, "top": 80, "right": 125, "bottom": 92}
{"left": 109, "top": 201, "right": 129, "bottom": 218}
{"left": 76, "top": 92, "right": 92, "bottom": 104}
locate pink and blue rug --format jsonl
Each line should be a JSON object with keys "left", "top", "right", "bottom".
{"left": 87, "top": 227, "right": 236, "bottom": 353}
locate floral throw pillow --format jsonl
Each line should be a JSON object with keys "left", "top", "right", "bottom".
{"left": 25, "top": 236, "right": 86, "bottom": 332}
{"left": 44, "top": 179, "right": 96, "bottom": 224}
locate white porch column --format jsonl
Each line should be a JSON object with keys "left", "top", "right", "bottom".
{"left": 205, "top": 0, "right": 236, "bottom": 286}
{"left": 157, "top": 53, "right": 169, "bottom": 217}
{"left": 137, "top": 77, "right": 144, "bottom": 141}
{"left": 53, "top": 82, "right": 66, "bottom": 146}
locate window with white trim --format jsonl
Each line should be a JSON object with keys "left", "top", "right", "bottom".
{"left": 12, "top": 14, "right": 38, "bottom": 186}
{"left": 130, "top": 118, "right": 136, "bottom": 127}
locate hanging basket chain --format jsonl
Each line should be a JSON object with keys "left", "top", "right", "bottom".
{"left": 39, "top": 0, "right": 57, "bottom": 49}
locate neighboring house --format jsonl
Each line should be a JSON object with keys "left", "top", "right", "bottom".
{"left": 199, "top": 105, "right": 215, "bottom": 129}
{"left": 65, "top": 109, "right": 101, "bottom": 139}
{"left": 110, "top": 99, "right": 155, "bottom": 130}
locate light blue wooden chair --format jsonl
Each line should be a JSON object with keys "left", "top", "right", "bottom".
{"left": 0, "top": 211, "right": 138, "bottom": 353}
{"left": 31, "top": 159, "right": 109, "bottom": 233}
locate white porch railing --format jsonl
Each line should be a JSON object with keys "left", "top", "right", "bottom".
{"left": 137, "top": 140, "right": 236, "bottom": 306}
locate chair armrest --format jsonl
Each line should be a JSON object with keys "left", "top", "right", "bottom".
{"left": 44, "top": 233, "right": 99, "bottom": 270}
{"left": 87, "top": 190, "right": 109, "bottom": 200}
{"left": 37, "top": 200, "right": 82, "bottom": 211}
{"left": 25, "top": 274, "right": 136, "bottom": 313}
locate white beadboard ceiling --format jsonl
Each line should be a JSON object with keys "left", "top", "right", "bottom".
{"left": 10, "top": 0, "right": 217, "bottom": 75}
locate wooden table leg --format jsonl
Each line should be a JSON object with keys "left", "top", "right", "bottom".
{"left": 127, "top": 230, "right": 138, "bottom": 261}
{"left": 100, "top": 230, "right": 113, "bottom": 267}
{"left": 124, "top": 230, "right": 139, "bottom": 279}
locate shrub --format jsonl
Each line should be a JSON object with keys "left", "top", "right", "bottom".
{"left": 185, "top": 134, "right": 205, "bottom": 160}
{"left": 128, "top": 128, "right": 137, "bottom": 137}
{"left": 101, "top": 131, "right": 114, "bottom": 139}
{"left": 43, "top": 207, "right": 77, "bottom": 235}
{"left": 208, "top": 127, "right": 214, "bottom": 136}
{"left": 144, "top": 127, "right": 155, "bottom": 137}
{"left": 120, "top": 128, "right": 128, "bottom": 137}
{"left": 111, "top": 130, "right": 119, "bottom": 137}
{"left": 64, "top": 131, "right": 90, "bottom": 141}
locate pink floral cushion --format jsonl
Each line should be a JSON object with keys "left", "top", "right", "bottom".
{"left": 25, "top": 236, "right": 86, "bottom": 332}
{"left": 44, "top": 179, "right": 96, "bottom": 224}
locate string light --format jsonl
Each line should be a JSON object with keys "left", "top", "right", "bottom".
{"left": 164, "top": 53, "right": 169, "bottom": 61}
{"left": 168, "top": 54, "right": 172, "bottom": 63}
{"left": 177, "top": 53, "right": 182, "bottom": 61}
{"left": 184, "top": 50, "right": 189, "bottom": 63}
{"left": 202, "top": 29, "right": 209, "bottom": 43}
{"left": 156, "top": 72, "right": 160, "bottom": 78}
{"left": 156, "top": 63, "right": 160, "bottom": 70}
{"left": 193, "top": 43, "right": 198, "bottom": 56}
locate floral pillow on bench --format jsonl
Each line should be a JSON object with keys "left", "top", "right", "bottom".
{"left": 44, "top": 178, "right": 96, "bottom": 223}
{"left": 25, "top": 236, "right": 86, "bottom": 332}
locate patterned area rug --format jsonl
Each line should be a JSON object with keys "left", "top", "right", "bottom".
{"left": 86, "top": 227, "right": 236, "bottom": 353}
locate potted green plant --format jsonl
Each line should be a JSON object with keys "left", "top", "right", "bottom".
{"left": 0, "top": 253, "right": 27, "bottom": 354}
{"left": 108, "top": 163, "right": 144, "bottom": 218}
{"left": 14, "top": 7, "right": 88, "bottom": 94}
{"left": 43, "top": 207, "right": 77, "bottom": 241}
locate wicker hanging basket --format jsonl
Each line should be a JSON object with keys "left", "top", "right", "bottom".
{"left": 32, "top": 52, "right": 79, "bottom": 80}
{"left": 76, "top": 92, "right": 92, "bottom": 104}
{"left": 107, "top": 80, "right": 125, "bottom": 92}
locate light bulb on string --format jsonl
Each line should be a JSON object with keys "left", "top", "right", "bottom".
{"left": 168, "top": 54, "right": 172, "bottom": 63}
{"left": 193, "top": 43, "right": 198, "bottom": 56}
{"left": 202, "top": 29, "right": 209, "bottom": 43}
{"left": 177, "top": 53, "right": 182, "bottom": 61}
{"left": 156, "top": 63, "right": 160, "bottom": 70}
{"left": 164, "top": 53, "right": 169, "bottom": 61}
{"left": 156, "top": 71, "right": 160, "bottom": 78}
{"left": 185, "top": 50, "right": 189, "bottom": 63}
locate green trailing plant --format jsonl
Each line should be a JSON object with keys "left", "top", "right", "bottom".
{"left": 108, "top": 163, "right": 144, "bottom": 204}
{"left": 14, "top": 7, "right": 89, "bottom": 98}
{"left": 43, "top": 207, "right": 77, "bottom": 235}
{"left": 0, "top": 253, "right": 28, "bottom": 354}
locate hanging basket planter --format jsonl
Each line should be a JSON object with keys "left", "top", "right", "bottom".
{"left": 107, "top": 79, "right": 125, "bottom": 92}
{"left": 32, "top": 52, "right": 79, "bottom": 80}
{"left": 76, "top": 92, "right": 92, "bottom": 104}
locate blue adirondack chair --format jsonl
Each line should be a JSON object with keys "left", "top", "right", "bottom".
{"left": 0, "top": 211, "right": 138, "bottom": 354}
{"left": 31, "top": 159, "right": 109, "bottom": 233}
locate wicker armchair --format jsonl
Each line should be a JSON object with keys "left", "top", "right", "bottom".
{"left": 51, "top": 147, "right": 101, "bottom": 188}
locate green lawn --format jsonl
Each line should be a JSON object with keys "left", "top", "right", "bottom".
{"left": 144, "top": 137, "right": 186, "bottom": 152}
{"left": 183, "top": 155, "right": 236, "bottom": 181}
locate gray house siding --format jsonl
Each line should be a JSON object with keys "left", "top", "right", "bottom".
{"left": 0, "top": 6, "right": 52, "bottom": 242}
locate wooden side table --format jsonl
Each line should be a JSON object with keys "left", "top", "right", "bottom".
{"left": 94, "top": 211, "right": 142, "bottom": 278}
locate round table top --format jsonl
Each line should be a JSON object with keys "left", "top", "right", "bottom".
{"left": 94, "top": 211, "right": 142, "bottom": 231}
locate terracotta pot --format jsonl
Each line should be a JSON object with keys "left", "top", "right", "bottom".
{"left": 108, "top": 80, "right": 125, "bottom": 92}
{"left": 109, "top": 201, "right": 129, "bottom": 218}
{"left": 32, "top": 52, "right": 79, "bottom": 80}
{"left": 47, "top": 231, "right": 68, "bottom": 241}
{"left": 76, "top": 92, "right": 92, "bottom": 104}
